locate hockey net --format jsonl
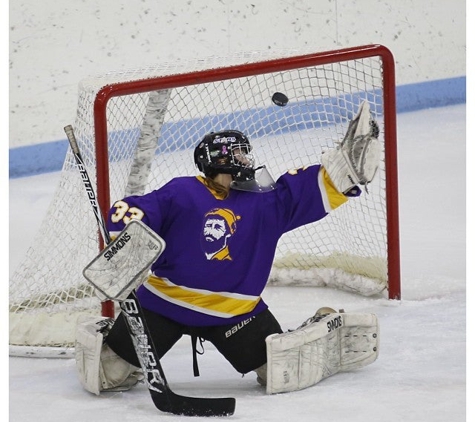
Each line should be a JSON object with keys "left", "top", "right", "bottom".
{"left": 9, "top": 44, "right": 400, "bottom": 357}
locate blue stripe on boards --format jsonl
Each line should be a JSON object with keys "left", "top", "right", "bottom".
{"left": 9, "top": 76, "right": 466, "bottom": 178}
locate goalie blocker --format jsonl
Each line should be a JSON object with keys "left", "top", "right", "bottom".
{"left": 83, "top": 219, "right": 166, "bottom": 301}
{"left": 264, "top": 309, "right": 379, "bottom": 394}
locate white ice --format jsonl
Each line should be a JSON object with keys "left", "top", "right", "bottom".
{"left": 9, "top": 105, "right": 468, "bottom": 421}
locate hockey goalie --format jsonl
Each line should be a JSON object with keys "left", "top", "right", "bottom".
{"left": 76, "top": 101, "right": 381, "bottom": 397}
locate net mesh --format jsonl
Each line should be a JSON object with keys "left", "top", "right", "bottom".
{"left": 10, "top": 47, "right": 394, "bottom": 352}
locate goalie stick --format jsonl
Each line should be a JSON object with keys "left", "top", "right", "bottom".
{"left": 64, "top": 124, "right": 236, "bottom": 417}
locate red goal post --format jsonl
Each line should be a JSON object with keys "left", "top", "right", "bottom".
{"left": 9, "top": 44, "right": 400, "bottom": 357}
{"left": 93, "top": 44, "right": 400, "bottom": 301}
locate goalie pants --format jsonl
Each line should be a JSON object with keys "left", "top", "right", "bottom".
{"left": 106, "top": 307, "right": 283, "bottom": 375}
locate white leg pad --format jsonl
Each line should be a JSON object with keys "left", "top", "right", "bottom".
{"left": 265, "top": 312, "right": 379, "bottom": 394}
{"left": 75, "top": 316, "right": 142, "bottom": 395}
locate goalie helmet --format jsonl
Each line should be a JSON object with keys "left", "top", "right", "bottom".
{"left": 194, "top": 130, "right": 276, "bottom": 193}
{"left": 194, "top": 130, "right": 253, "bottom": 179}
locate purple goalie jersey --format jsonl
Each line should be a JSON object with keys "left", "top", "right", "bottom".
{"left": 107, "top": 164, "right": 348, "bottom": 326}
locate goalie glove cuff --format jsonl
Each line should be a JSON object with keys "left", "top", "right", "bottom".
{"left": 321, "top": 135, "right": 381, "bottom": 194}
{"left": 321, "top": 146, "right": 360, "bottom": 194}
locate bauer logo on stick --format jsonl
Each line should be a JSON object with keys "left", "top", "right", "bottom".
{"left": 271, "top": 92, "right": 289, "bottom": 107}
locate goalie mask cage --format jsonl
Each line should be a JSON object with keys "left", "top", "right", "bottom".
{"left": 9, "top": 44, "right": 400, "bottom": 357}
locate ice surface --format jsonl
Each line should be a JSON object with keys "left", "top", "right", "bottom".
{"left": 9, "top": 105, "right": 467, "bottom": 421}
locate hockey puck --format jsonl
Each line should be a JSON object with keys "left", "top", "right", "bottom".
{"left": 272, "top": 92, "right": 289, "bottom": 107}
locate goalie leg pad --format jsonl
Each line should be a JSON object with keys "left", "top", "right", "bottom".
{"left": 265, "top": 312, "right": 379, "bottom": 394}
{"left": 75, "top": 316, "right": 142, "bottom": 395}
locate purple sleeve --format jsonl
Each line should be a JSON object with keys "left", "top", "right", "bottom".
{"left": 273, "top": 164, "right": 330, "bottom": 233}
{"left": 106, "top": 184, "right": 172, "bottom": 234}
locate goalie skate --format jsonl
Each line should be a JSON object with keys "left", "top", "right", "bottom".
{"left": 265, "top": 309, "right": 379, "bottom": 394}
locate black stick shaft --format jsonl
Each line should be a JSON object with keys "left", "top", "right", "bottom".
{"left": 64, "top": 125, "right": 111, "bottom": 245}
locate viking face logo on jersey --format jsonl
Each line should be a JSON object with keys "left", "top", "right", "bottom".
{"left": 201, "top": 208, "right": 241, "bottom": 260}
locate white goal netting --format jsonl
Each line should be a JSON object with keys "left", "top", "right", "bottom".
{"left": 10, "top": 45, "right": 399, "bottom": 356}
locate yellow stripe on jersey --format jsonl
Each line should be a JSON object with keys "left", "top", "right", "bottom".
{"left": 318, "top": 167, "right": 349, "bottom": 213}
{"left": 144, "top": 275, "right": 261, "bottom": 318}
